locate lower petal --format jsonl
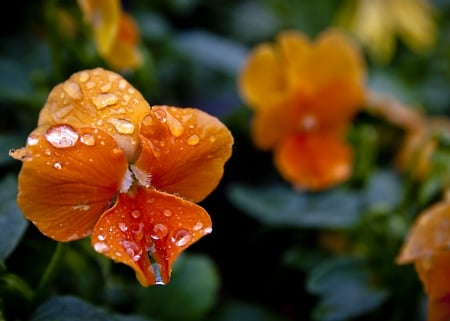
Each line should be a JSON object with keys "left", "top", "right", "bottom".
{"left": 274, "top": 133, "right": 352, "bottom": 191}
{"left": 91, "top": 186, "right": 212, "bottom": 287}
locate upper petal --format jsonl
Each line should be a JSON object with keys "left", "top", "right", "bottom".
{"left": 37, "top": 68, "right": 151, "bottom": 162}
{"left": 396, "top": 201, "right": 450, "bottom": 264}
{"left": 135, "top": 106, "right": 234, "bottom": 202}
{"left": 9, "top": 125, "right": 128, "bottom": 241}
{"left": 78, "top": 0, "right": 120, "bottom": 55}
{"left": 91, "top": 186, "right": 212, "bottom": 287}
{"left": 274, "top": 133, "right": 352, "bottom": 191}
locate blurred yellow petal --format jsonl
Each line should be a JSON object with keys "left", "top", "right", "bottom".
{"left": 78, "top": 0, "right": 120, "bottom": 56}
{"left": 10, "top": 125, "right": 127, "bottom": 242}
{"left": 91, "top": 187, "right": 212, "bottom": 286}
{"left": 135, "top": 106, "right": 234, "bottom": 202}
{"left": 274, "top": 133, "right": 352, "bottom": 191}
{"left": 38, "top": 68, "right": 151, "bottom": 162}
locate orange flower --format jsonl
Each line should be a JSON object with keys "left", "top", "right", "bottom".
{"left": 397, "top": 201, "right": 450, "bottom": 320}
{"left": 238, "top": 29, "right": 366, "bottom": 190}
{"left": 9, "top": 68, "right": 233, "bottom": 287}
{"left": 78, "top": 0, "right": 142, "bottom": 70}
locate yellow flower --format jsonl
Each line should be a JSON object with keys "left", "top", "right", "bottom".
{"left": 335, "top": 0, "right": 437, "bottom": 63}
{"left": 238, "top": 29, "right": 366, "bottom": 191}
{"left": 78, "top": 0, "right": 142, "bottom": 70}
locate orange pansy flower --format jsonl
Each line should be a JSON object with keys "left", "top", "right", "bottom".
{"left": 397, "top": 201, "right": 450, "bottom": 320}
{"left": 9, "top": 68, "right": 233, "bottom": 287}
{"left": 78, "top": 0, "right": 142, "bottom": 70}
{"left": 238, "top": 29, "right": 366, "bottom": 190}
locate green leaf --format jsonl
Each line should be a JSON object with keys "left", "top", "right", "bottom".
{"left": 136, "top": 253, "right": 219, "bottom": 321}
{"left": 0, "top": 175, "right": 28, "bottom": 261}
{"left": 211, "top": 300, "right": 286, "bottom": 321}
{"left": 227, "top": 170, "right": 401, "bottom": 229}
{"left": 0, "top": 58, "right": 33, "bottom": 103}
{"left": 30, "top": 295, "right": 158, "bottom": 321}
{"left": 306, "top": 257, "right": 389, "bottom": 321}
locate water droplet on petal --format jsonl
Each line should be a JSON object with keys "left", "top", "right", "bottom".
{"left": 78, "top": 71, "right": 89, "bottom": 82}
{"left": 27, "top": 134, "right": 39, "bottom": 146}
{"left": 108, "top": 118, "right": 135, "bottom": 134}
{"left": 209, "top": 135, "right": 216, "bottom": 143}
{"left": 92, "top": 93, "right": 119, "bottom": 109}
{"left": 192, "top": 222, "right": 203, "bottom": 231}
{"left": 131, "top": 210, "right": 141, "bottom": 218}
{"left": 153, "top": 109, "right": 167, "bottom": 123}
{"left": 98, "top": 234, "right": 106, "bottom": 241}
{"left": 166, "top": 111, "right": 184, "bottom": 137}
{"left": 54, "top": 162, "right": 62, "bottom": 169}
{"left": 80, "top": 133, "right": 96, "bottom": 146}
{"left": 45, "top": 125, "right": 79, "bottom": 148}
{"left": 163, "top": 209, "right": 172, "bottom": 217}
{"left": 187, "top": 134, "right": 200, "bottom": 145}
{"left": 151, "top": 223, "right": 168, "bottom": 239}
{"left": 204, "top": 226, "right": 212, "bottom": 234}
{"left": 94, "top": 242, "right": 109, "bottom": 253}
{"left": 63, "top": 80, "right": 83, "bottom": 99}
{"left": 142, "top": 114, "right": 154, "bottom": 126}
{"left": 171, "top": 229, "right": 192, "bottom": 247}
{"left": 118, "top": 222, "right": 128, "bottom": 232}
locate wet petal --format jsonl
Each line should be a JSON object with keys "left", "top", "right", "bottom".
{"left": 91, "top": 187, "right": 212, "bottom": 287}
{"left": 9, "top": 125, "right": 128, "bottom": 241}
{"left": 37, "top": 68, "right": 151, "bottom": 161}
{"left": 397, "top": 201, "right": 450, "bottom": 264}
{"left": 274, "top": 133, "right": 352, "bottom": 191}
{"left": 135, "top": 106, "right": 233, "bottom": 202}
{"left": 78, "top": 0, "right": 120, "bottom": 56}
{"left": 238, "top": 43, "right": 286, "bottom": 109}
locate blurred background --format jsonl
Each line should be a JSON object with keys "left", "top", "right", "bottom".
{"left": 1, "top": 0, "right": 450, "bottom": 320}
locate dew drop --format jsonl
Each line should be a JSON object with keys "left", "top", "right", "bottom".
{"left": 54, "top": 162, "right": 62, "bottom": 169}
{"left": 192, "top": 222, "right": 203, "bottom": 231}
{"left": 209, "top": 135, "right": 216, "bottom": 143}
{"left": 118, "top": 222, "right": 128, "bottom": 232}
{"left": 187, "top": 134, "right": 200, "bottom": 145}
{"left": 100, "top": 82, "right": 112, "bottom": 92}
{"left": 27, "top": 134, "right": 39, "bottom": 146}
{"left": 131, "top": 210, "right": 141, "bottom": 218}
{"left": 142, "top": 114, "right": 154, "bottom": 126}
{"left": 166, "top": 111, "right": 184, "bottom": 137}
{"left": 204, "top": 226, "right": 212, "bottom": 234}
{"left": 94, "top": 242, "right": 109, "bottom": 253}
{"left": 151, "top": 223, "right": 168, "bottom": 239}
{"left": 153, "top": 109, "right": 167, "bottom": 123}
{"left": 45, "top": 125, "right": 79, "bottom": 148}
{"left": 163, "top": 209, "right": 172, "bottom": 217}
{"left": 44, "top": 148, "right": 52, "bottom": 156}
{"left": 108, "top": 118, "right": 135, "bottom": 134}
{"left": 63, "top": 80, "right": 83, "bottom": 99}
{"left": 78, "top": 133, "right": 95, "bottom": 145}
{"left": 92, "top": 93, "right": 119, "bottom": 109}
{"left": 98, "top": 234, "right": 106, "bottom": 241}
{"left": 78, "top": 71, "right": 89, "bottom": 82}
{"left": 171, "top": 229, "right": 192, "bottom": 247}
{"left": 118, "top": 79, "right": 127, "bottom": 90}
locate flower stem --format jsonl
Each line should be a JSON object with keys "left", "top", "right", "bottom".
{"left": 33, "top": 242, "right": 65, "bottom": 303}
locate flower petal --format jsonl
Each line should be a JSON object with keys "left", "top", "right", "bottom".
{"left": 396, "top": 201, "right": 450, "bottom": 264}
{"left": 238, "top": 42, "right": 286, "bottom": 109}
{"left": 78, "top": 0, "right": 120, "bottom": 55}
{"left": 274, "top": 133, "right": 352, "bottom": 190}
{"left": 135, "top": 106, "right": 233, "bottom": 202}
{"left": 37, "top": 68, "right": 151, "bottom": 162}
{"left": 91, "top": 187, "right": 212, "bottom": 287}
{"left": 9, "top": 125, "right": 128, "bottom": 241}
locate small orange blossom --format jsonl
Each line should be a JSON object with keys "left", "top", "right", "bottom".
{"left": 9, "top": 68, "right": 233, "bottom": 287}
{"left": 238, "top": 29, "right": 366, "bottom": 190}
{"left": 78, "top": 0, "right": 142, "bottom": 70}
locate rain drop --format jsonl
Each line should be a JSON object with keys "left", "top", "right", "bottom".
{"left": 166, "top": 111, "right": 184, "bottom": 137}
{"left": 163, "top": 209, "right": 172, "bottom": 217}
{"left": 153, "top": 109, "right": 167, "bottom": 123}
{"left": 192, "top": 222, "right": 203, "bottom": 231}
{"left": 187, "top": 134, "right": 200, "bottom": 145}
{"left": 63, "top": 80, "right": 83, "bottom": 99}
{"left": 80, "top": 133, "right": 96, "bottom": 146}
{"left": 171, "top": 229, "right": 192, "bottom": 247}
{"left": 78, "top": 71, "right": 89, "bottom": 82}
{"left": 118, "top": 222, "right": 128, "bottom": 232}
{"left": 98, "top": 234, "right": 106, "bottom": 241}
{"left": 151, "top": 223, "right": 168, "bottom": 239}
{"left": 45, "top": 125, "right": 79, "bottom": 148}
{"left": 108, "top": 118, "right": 135, "bottom": 134}
{"left": 131, "top": 210, "right": 141, "bottom": 218}
{"left": 92, "top": 93, "right": 119, "bottom": 109}
{"left": 27, "top": 134, "right": 39, "bottom": 146}
{"left": 94, "top": 242, "right": 109, "bottom": 253}
{"left": 54, "top": 162, "right": 62, "bottom": 169}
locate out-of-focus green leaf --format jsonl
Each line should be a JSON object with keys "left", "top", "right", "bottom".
{"left": 211, "top": 300, "right": 286, "bottom": 321}
{"left": 172, "top": 30, "right": 248, "bottom": 75}
{"left": 227, "top": 170, "right": 401, "bottom": 229}
{"left": 136, "top": 253, "right": 219, "bottom": 321}
{"left": 0, "top": 58, "right": 33, "bottom": 103}
{"left": 0, "top": 175, "right": 28, "bottom": 261}
{"left": 306, "top": 257, "right": 389, "bottom": 321}
{"left": 30, "top": 295, "right": 158, "bottom": 321}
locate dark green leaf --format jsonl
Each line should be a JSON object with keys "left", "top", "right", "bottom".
{"left": 0, "top": 175, "right": 28, "bottom": 261}
{"left": 0, "top": 58, "right": 33, "bottom": 103}
{"left": 306, "top": 257, "right": 389, "bottom": 321}
{"left": 136, "top": 253, "right": 219, "bottom": 321}
{"left": 211, "top": 300, "right": 286, "bottom": 321}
